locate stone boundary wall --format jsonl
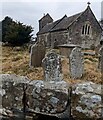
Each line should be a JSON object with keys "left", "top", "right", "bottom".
{"left": 0, "top": 74, "right": 102, "bottom": 120}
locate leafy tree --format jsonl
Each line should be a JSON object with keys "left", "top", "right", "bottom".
{"left": 2, "top": 16, "right": 33, "bottom": 46}
{"left": 2, "top": 16, "right": 13, "bottom": 43}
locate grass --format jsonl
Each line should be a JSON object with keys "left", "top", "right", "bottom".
{"left": 84, "top": 56, "right": 98, "bottom": 62}
{"left": 2, "top": 45, "right": 43, "bottom": 80}
{"left": 2, "top": 45, "right": 101, "bottom": 84}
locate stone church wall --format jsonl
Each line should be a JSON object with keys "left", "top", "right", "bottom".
{"left": 68, "top": 10, "right": 101, "bottom": 49}
{"left": 50, "top": 30, "right": 69, "bottom": 48}
{"left": 37, "top": 33, "right": 51, "bottom": 47}
{"left": 37, "top": 8, "right": 102, "bottom": 49}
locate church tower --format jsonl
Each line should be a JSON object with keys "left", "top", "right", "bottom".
{"left": 39, "top": 13, "right": 53, "bottom": 31}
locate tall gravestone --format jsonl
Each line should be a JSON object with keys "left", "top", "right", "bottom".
{"left": 42, "top": 51, "right": 63, "bottom": 81}
{"left": 30, "top": 42, "right": 46, "bottom": 67}
{"left": 69, "top": 47, "right": 84, "bottom": 79}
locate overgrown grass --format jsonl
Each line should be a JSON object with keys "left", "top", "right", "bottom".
{"left": 2, "top": 46, "right": 101, "bottom": 83}
{"left": 84, "top": 57, "right": 98, "bottom": 62}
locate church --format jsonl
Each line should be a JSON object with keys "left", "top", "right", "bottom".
{"left": 36, "top": 3, "right": 102, "bottom": 49}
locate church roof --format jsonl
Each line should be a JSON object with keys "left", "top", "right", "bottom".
{"left": 37, "top": 18, "right": 61, "bottom": 35}
{"left": 50, "top": 12, "right": 82, "bottom": 32}
{"left": 37, "top": 5, "right": 102, "bottom": 35}
{"left": 37, "top": 12, "right": 82, "bottom": 35}
{"left": 37, "top": 15, "right": 67, "bottom": 35}
{"left": 39, "top": 13, "right": 53, "bottom": 22}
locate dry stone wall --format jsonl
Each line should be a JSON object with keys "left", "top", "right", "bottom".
{"left": 0, "top": 74, "right": 102, "bottom": 120}
{"left": 72, "top": 82, "right": 102, "bottom": 119}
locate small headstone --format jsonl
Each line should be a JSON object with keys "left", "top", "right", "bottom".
{"left": 30, "top": 42, "right": 45, "bottom": 67}
{"left": 69, "top": 47, "right": 84, "bottom": 79}
{"left": 42, "top": 51, "right": 63, "bottom": 81}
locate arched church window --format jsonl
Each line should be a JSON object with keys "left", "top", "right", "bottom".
{"left": 82, "top": 23, "right": 91, "bottom": 36}
{"left": 87, "top": 25, "right": 90, "bottom": 35}
{"left": 82, "top": 25, "right": 85, "bottom": 34}
{"left": 85, "top": 24, "right": 88, "bottom": 34}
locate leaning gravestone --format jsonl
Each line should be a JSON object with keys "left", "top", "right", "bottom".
{"left": 69, "top": 47, "right": 84, "bottom": 79}
{"left": 42, "top": 51, "right": 63, "bottom": 81}
{"left": 30, "top": 42, "right": 46, "bottom": 67}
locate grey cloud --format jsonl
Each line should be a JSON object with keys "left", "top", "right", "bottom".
{"left": 2, "top": 2, "right": 101, "bottom": 37}
{"left": 101, "top": 1, "right": 103, "bottom": 19}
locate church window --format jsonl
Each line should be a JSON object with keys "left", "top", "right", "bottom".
{"left": 85, "top": 24, "right": 88, "bottom": 34}
{"left": 82, "top": 23, "right": 91, "bottom": 36}
{"left": 87, "top": 25, "right": 90, "bottom": 35}
{"left": 82, "top": 25, "right": 85, "bottom": 34}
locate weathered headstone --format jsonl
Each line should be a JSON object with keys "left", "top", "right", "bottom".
{"left": 42, "top": 51, "right": 63, "bottom": 81}
{"left": 69, "top": 47, "right": 84, "bottom": 79}
{"left": 30, "top": 42, "right": 46, "bottom": 67}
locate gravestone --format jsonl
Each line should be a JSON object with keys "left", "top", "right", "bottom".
{"left": 30, "top": 42, "right": 46, "bottom": 67}
{"left": 42, "top": 51, "right": 63, "bottom": 81}
{"left": 69, "top": 47, "right": 84, "bottom": 79}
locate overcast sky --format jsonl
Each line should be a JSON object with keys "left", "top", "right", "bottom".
{"left": 1, "top": 0, "right": 103, "bottom": 37}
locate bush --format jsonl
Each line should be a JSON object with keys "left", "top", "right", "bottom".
{"left": 2, "top": 16, "right": 33, "bottom": 46}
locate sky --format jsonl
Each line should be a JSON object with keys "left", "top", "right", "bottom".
{"left": 1, "top": 0, "right": 103, "bottom": 37}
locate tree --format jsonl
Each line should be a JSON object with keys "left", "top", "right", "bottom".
{"left": 2, "top": 16, "right": 33, "bottom": 46}
{"left": 2, "top": 16, "right": 12, "bottom": 43}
